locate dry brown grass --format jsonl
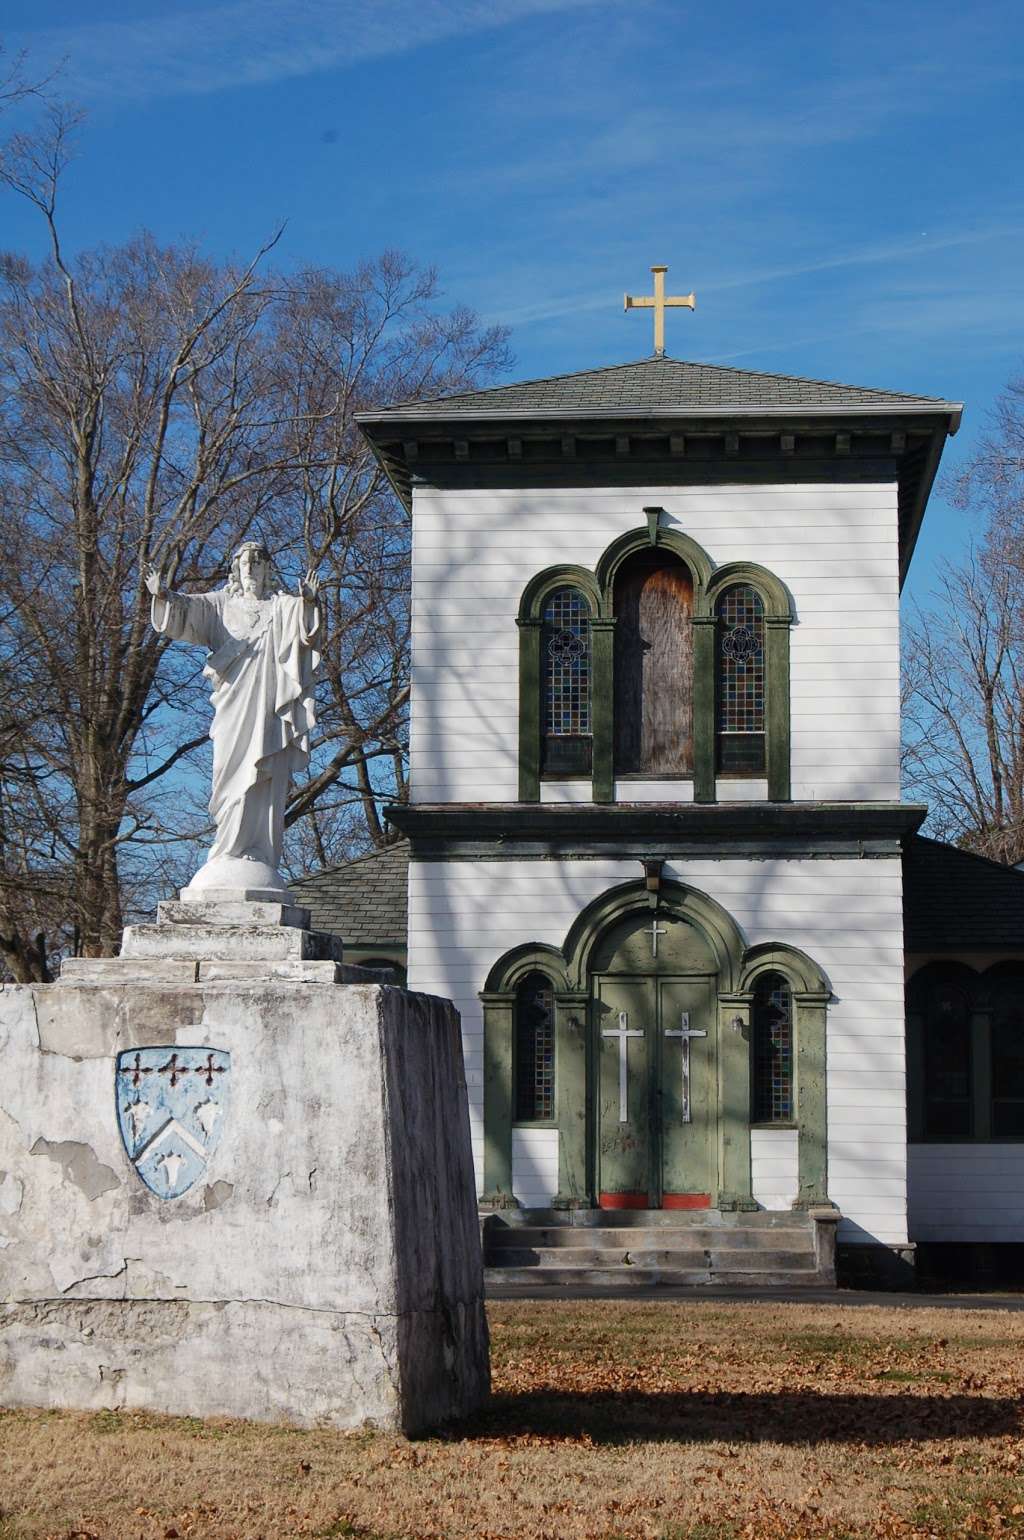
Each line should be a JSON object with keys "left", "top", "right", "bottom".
{"left": 2, "top": 1298, "right": 1024, "bottom": 1540}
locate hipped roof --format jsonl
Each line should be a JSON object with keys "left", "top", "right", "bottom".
{"left": 357, "top": 356, "right": 962, "bottom": 425}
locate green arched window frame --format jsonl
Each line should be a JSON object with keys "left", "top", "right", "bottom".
{"left": 739, "top": 943, "right": 833, "bottom": 1209}
{"left": 517, "top": 528, "right": 793, "bottom": 803}
{"left": 704, "top": 564, "right": 793, "bottom": 802}
{"left": 517, "top": 567, "right": 604, "bottom": 802}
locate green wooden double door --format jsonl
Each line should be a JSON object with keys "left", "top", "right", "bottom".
{"left": 591, "top": 913, "right": 718, "bottom": 1209}
{"left": 594, "top": 973, "right": 716, "bottom": 1207}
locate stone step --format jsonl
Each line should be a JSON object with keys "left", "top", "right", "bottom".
{"left": 157, "top": 899, "right": 311, "bottom": 929}
{"left": 486, "top": 1224, "right": 812, "bottom": 1251}
{"left": 487, "top": 1246, "right": 816, "bottom": 1271}
{"left": 485, "top": 1265, "right": 827, "bottom": 1288}
{"left": 59, "top": 956, "right": 374, "bottom": 986}
{"left": 489, "top": 1207, "right": 810, "bottom": 1230}
{"left": 120, "top": 923, "right": 344, "bottom": 963}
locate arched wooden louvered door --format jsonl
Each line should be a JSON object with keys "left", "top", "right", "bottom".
{"left": 613, "top": 549, "right": 694, "bottom": 775}
{"left": 590, "top": 912, "right": 718, "bottom": 1209}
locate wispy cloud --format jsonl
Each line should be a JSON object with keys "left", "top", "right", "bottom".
{"left": 11, "top": 0, "right": 607, "bottom": 103}
{"left": 483, "top": 223, "right": 1018, "bottom": 330}
{"left": 703, "top": 225, "right": 1019, "bottom": 295}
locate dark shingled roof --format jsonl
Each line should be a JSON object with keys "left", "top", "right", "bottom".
{"left": 292, "top": 832, "right": 1024, "bottom": 957}
{"left": 357, "top": 356, "right": 962, "bottom": 424}
{"left": 904, "top": 836, "right": 1024, "bottom": 952}
{"left": 292, "top": 841, "right": 408, "bottom": 945}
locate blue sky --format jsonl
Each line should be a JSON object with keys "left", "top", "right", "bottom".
{"left": 3, "top": 0, "right": 1023, "bottom": 606}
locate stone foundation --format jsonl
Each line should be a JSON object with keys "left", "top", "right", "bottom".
{"left": 0, "top": 904, "right": 488, "bottom": 1433}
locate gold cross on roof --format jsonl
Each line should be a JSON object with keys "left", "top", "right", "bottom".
{"left": 624, "top": 265, "right": 696, "bottom": 357}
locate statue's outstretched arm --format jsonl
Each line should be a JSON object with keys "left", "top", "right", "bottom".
{"left": 146, "top": 564, "right": 219, "bottom": 649}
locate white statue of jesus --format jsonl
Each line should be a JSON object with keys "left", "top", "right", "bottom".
{"left": 144, "top": 542, "right": 321, "bottom": 901}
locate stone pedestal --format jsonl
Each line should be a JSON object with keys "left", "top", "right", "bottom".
{"left": 0, "top": 903, "right": 488, "bottom": 1432}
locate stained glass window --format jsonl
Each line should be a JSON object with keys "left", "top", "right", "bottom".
{"left": 716, "top": 584, "right": 766, "bottom": 774}
{"left": 752, "top": 972, "right": 793, "bottom": 1123}
{"left": 514, "top": 971, "right": 555, "bottom": 1122}
{"left": 541, "top": 586, "right": 592, "bottom": 775}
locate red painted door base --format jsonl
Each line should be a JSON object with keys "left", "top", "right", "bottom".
{"left": 599, "top": 1193, "right": 711, "bottom": 1211}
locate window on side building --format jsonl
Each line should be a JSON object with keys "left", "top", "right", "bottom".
{"left": 991, "top": 976, "right": 1024, "bottom": 1137}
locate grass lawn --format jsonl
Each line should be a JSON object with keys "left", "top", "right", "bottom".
{"left": 1, "top": 1298, "right": 1023, "bottom": 1539}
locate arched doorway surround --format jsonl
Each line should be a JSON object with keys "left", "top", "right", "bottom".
{"left": 481, "top": 879, "right": 832, "bottom": 1213}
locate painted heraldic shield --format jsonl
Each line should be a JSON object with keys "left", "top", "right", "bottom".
{"left": 115, "top": 1047, "right": 231, "bottom": 1198}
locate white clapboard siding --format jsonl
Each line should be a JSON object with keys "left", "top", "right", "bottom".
{"left": 751, "top": 1129, "right": 799, "bottom": 1210}
{"left": 908, "top": 1146, "right": 1024, "bottom": 1242}
{"left": 409, "top": 484, "right": 900, "bottom": 804}
{"left": 615, "top": 780, "right": 695, "bottom": 802}
{"left": 540, "top": 780, "right": 593, "bottom": 803}
{"left": 512, "top": 1128, "right": 560, "bottom": 1207}
{"left": 407, "top": 854, "right": 907, "bottom": 1247}
{"left": 717, "top": 779, "right": 768, "bottom": 802}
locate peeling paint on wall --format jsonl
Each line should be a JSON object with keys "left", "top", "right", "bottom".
{"left": 30, "top": 1139, "right": 120, "bottom": 1200}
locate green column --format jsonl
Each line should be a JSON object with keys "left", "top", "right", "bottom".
{"left": 766, "top": 618, "right": 791, "bottom": 802}
{"left": 792, "top": 989, "right": 834, "bottom": 1208}
{"left": 517, "top": 619, "right": 541, "bottom": 802}
{"left": 591, "top": 618, "right": 616, "bottom": 804}
{"left": 552, "top": 990, "right": 591, "bottom": 1207}
{"left": 716, "top": 991, "right": 757, "bottom": 1209}
{"left": 692, "top": 615, "right": 716, "bottom": 803}
{"left": 480, "top": 991, "right": 519, "bottom": 1208}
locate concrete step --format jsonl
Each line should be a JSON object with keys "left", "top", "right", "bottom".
{"left": 486, "top": 1225, "right": 813, "bottom": 1252}
{"left": 485, "top": 1265, "right": 826, "bottom": 1288}
{"left": 157, "top": 899, "right": 310, "bottom": 929}
{"left": 489, "top": 1207, "right": 810, "bottom": 1230}
{"left": 60, "top": 957, "right": 374, "bottom": 986}
{"left": 487, "top": 1246, "right": 816, "bottom": 1271}
{"left": 119, "top": 923, "right": 345, "bottom": 963}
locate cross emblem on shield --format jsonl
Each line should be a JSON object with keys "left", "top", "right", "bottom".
{"left": 115, "top": 1047, "right": 231, "bottom": 1198}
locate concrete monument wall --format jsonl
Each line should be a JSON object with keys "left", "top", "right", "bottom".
{"left": 0, "top": 970, "right": 488, "bottom": 1433}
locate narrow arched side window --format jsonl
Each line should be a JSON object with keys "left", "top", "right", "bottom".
{"left": 752, "top": 972, "right": 794, "bottom": 1123}
{"left": 541, "top": 586, "right": 592, "bottom": 777}
{"left": 514, "top": 971, "right": 556, "bottom": 1122}
{"left": 716, "top": 584, "right": 766, "bottom": 775}
{"left": 991, "top": 975, "right": 1024, "bottom": 1137}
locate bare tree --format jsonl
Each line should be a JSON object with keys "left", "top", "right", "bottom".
{"left": 903, "top": 370, "right": 1024, "bottom": 863}
{"left": 0, "top": 44, "right": 59, "bottom": 116}
{"left": 0, "top": 111, "right": 510, "bottom": 972}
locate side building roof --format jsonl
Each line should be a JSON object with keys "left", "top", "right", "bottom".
{"left": 903, "top": 835, "right": 1024, "bottom": 953}
{"left": 291, "top": 841, "right": 408, "bottom": 946}
{"left": 292, "top": 834, "right": 1024, "bottom": 959}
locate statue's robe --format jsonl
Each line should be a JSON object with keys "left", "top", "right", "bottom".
{"left": 153, "top": 587, "right": 321, "bottom": 868}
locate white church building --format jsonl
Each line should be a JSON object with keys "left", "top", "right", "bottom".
{"left": 342, "top": 345, "right": 1024, "bottom": 1287}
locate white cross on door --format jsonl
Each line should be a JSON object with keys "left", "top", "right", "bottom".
{"left": 644, "top": 918, "right": 667, "bottom": 958}
{"left": 664, "top": 1011, "right": 707, "bottom": 1123}
{"left": 602, "top": 1010, "right": 645, "bottom": 1122}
